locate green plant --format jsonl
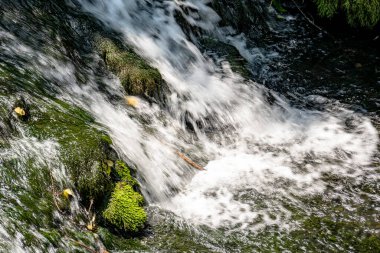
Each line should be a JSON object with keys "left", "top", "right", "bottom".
{"left": 103, "top": 182, "right": 146, "bottom": 232}
{"left": 314, "top": 0, "right": 380, "bottom": 27}
{"left": 114, "top": 160, "right": 137, "bottom": 186}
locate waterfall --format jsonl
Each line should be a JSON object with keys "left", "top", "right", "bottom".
{"left": 0, "top": 2, "right": 378, "bottom": 251}
{"left": 69, "top": 0, "right": 379, "bottom": 229}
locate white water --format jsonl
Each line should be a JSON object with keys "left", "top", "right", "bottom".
{"left": 74, "top": 0, "right": 378, "bottom": 229}
{"left": 1, "top": 0, "right": 378, "bottom": 231}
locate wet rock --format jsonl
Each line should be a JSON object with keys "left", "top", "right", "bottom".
{"left": 96, "top": 37, "right": 165, "bottom": 100}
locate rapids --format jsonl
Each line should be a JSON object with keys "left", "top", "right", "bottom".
{"left": 0, "top": 0, "right": 379, "bottom": 252}
{"left": 76, "top": 0, "right": 378, "bottom": 228}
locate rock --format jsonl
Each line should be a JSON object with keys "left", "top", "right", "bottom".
{"left": 96, "top": 37, "right": 164, "bottom": 99}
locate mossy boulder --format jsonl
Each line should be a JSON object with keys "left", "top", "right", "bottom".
{"left": 0, "top": 0, "right": 149, "bottom": 248}
{"left": 26, "top": 98, "right": 116, "bottom": 207}
{"left": 96, "top": 37, "right": 164, "bottom": 98}
{"left": 103, "top": 182, "right": 147, "bottom": 232}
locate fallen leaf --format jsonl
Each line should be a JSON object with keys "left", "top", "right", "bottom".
{"left": 14, "top": 107, "right": 26, "bottom": 116}
{"left": 86, "top": 223, "right": 94, "bottom": 231}
{"left": 86, "top": 215, "right": 96, "bottom": 231}
{"left": 62, "top": 188, "right": 74, "bottom": 199}
{"left": 125, "top": 96, "right": 139, "bottom": 107}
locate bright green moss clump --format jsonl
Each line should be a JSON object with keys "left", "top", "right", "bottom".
{"left": 314, "top": 0, "right": 380, "bottom": 27}
{"left": 103, "top": 182, "right": 146, "bottom": 232}
{"left": 96, "top": 37, "right": 163, "bottom": 97}
{"left": 114, "top": 160, "right": 137, "bottom": 186}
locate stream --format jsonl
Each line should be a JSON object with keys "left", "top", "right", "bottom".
{"left": 0, "top": 0, "right": 379, "bottom": 252}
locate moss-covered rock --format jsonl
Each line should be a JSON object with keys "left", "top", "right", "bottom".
{"left": 97, "top": 226, "right": 149, "bottom": 251}
{"left": 96, "top": 37, "right": 164, "bottom": 98}
{"left": 26, "top": 99, "right": 115, "bottom": 206}
{"left": 103, "top": 182, "right": 147, "bottom": 232}
{"left": 0, "top": 0, "right": 150, "bottom": 249}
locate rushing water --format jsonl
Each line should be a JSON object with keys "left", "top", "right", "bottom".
{"left": 0, "top": 0, "right": 379, "bottom": 252}
{"left": 76, "top": 0, "right": 378, "bottom": 227}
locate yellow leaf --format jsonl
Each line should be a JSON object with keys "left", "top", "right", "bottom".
{"left": 86, "top": 215, "right": 96, "bottom": 231}
{"left": 14, "top": 107, "right": 26, "bottom": 116}
{"left": 125, "top": 96, "right": 138, "bottom": 108}
{"left": 86, "top": 223, "right": 94, "bottom": 231}
{"left": 62, "top": 188, "right": 74, "bottom": 199}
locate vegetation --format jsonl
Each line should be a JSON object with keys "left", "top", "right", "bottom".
{"left": 26, "top": 92, "right": 147, "bottom": 233}
{"left": 114, "top": 160, "right": 138, "bottom": 186}
{"left": 103, "top": 182, "right": 147, "bottom": 232}
{"left": 269, "top": 0, "right": 380, "bottom": 27}
{"left": 314, "top": 0, "right": 380, "bottom": 27}
{"left": 96, "top": 37, "right": 163, "bottom": 97}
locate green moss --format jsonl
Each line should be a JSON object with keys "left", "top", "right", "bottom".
{"left": 0, "top": 63, "right": 56, "bottom": 96}
{"left": 103, "top": 182, "right": 146, "bottom": 232}
{"left": 96, "top": 37, "right": 163, "bottom": 97}
{"left": 40, "top": 229, "right": 61, "bottom": 247}
{"left": 314, "top": 0, "right": 380, "bottom": 27}
{"left": 114, "top": 160, "right": 137, "bottom": 186}
{"left": 97, "top": 226, "right": 148, "bottom": 251}
{"left": 101, "top": 134, "right": 113, "bottom": 145}
{"left": 26, "top": 99, "right": 114, "bottom": 202}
